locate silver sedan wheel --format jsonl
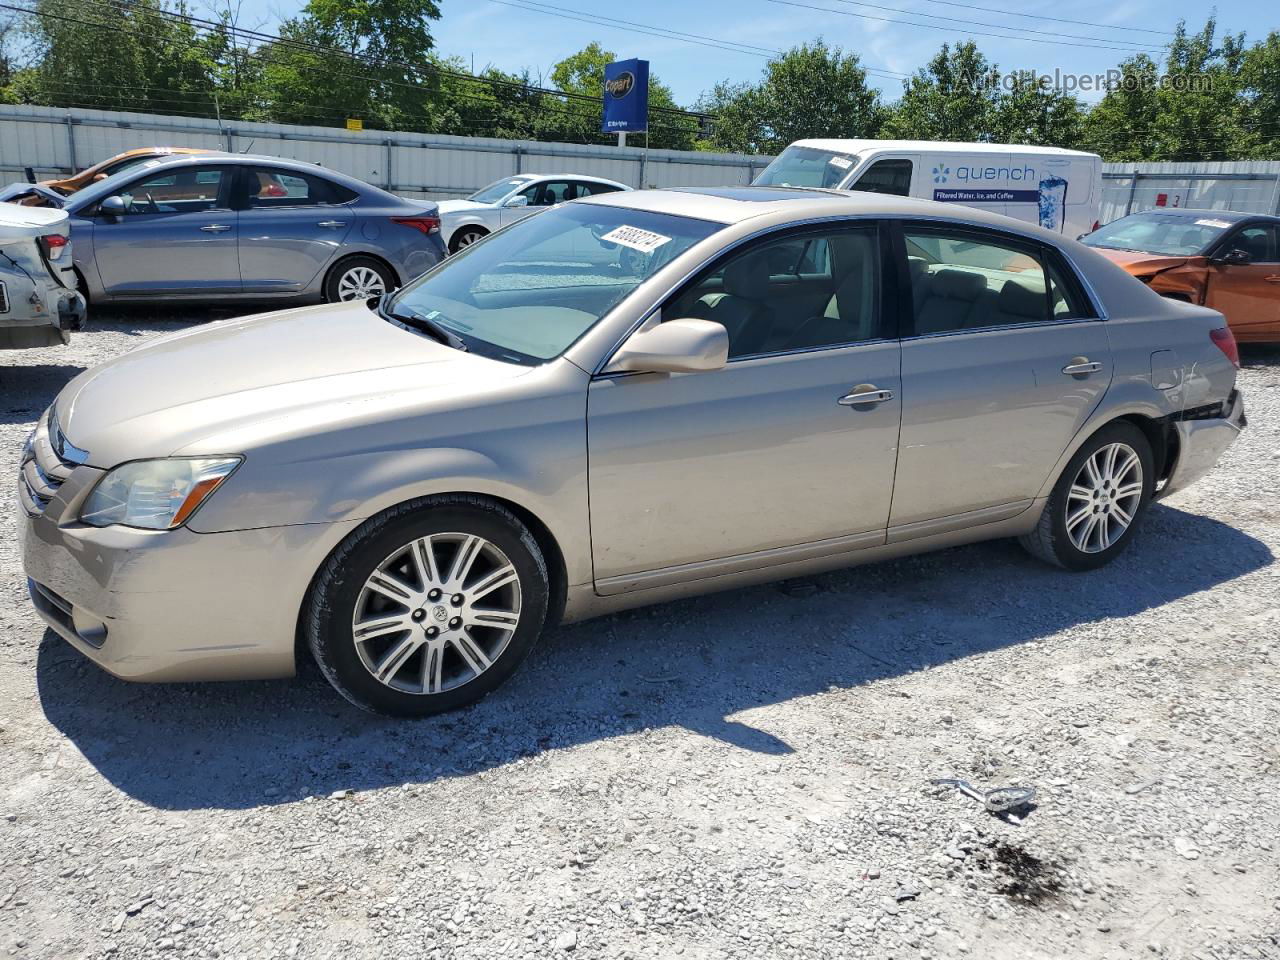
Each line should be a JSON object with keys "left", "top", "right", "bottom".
{"left": 1065, "top": 442, "right": 1143, "bottom": 554}
{"left": 455, "top": 229, "right": 484, "bottom": 249}
{"left": 352, "top": 533, "right": 522, "bottom": 694}
{"left": 336, "top": 265, "right": 387, "bottom": 301}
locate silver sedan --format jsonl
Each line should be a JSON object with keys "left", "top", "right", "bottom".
{"left": 19, "top": 187, "right": 1245, "bottom": 716}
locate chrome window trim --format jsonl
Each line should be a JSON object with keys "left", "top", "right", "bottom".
{"left": 590, "top": 210, "right": 1111, "bottom": 376}
{"left": 899, "top": 315, "right": 1105, "bottom": 343}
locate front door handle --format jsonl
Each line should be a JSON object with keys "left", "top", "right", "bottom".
{"left": 199, "top": 224, "right": 232, "bottom": 233}
{"left": 1062, "top": 357, "right": 1102, "bottom": 376}
{"left": 838, "top": 385, "right": 895, "bottom": 406}
{"left": 1264, "top": 275, "right": 1280, "bottom": 283}
{"left": 317, "top": 220, "right": 347, "bottom": 228}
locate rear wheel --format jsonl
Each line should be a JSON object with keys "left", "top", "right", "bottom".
{"left": 325, "top": 256, "right": 395, "bottom": 303}
{"left": 305, "top": 496, "right": 549, "bottom": 716}
{"left": 449, "top": 227, "right": 488, "bottom": 254}
{"left": 1019, "top": 422, "right": 1154, "bottom": 571}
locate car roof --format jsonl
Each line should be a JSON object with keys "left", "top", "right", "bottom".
{"left": 580, "top": 185, "right": 992, "bottom": 225}
{"left": 1120, "top": 208, "right": 1275, "bottom": 223}
{"left": 522, "top": 173, "right": 630, "bottom": 187}
{"left": 789, "top": 138, "right": 1100, "bottom": 159}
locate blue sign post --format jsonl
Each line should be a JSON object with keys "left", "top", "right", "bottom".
{"left": 602, "top": 58, "right": 649, "bottom": 142}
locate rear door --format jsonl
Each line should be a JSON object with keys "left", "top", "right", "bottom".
{"left": 235, "top": 166, "right": 357, "bottom": 295}
{"left": 889, "top": 222, "right": 1112, "bottom": 536}
{"left": 1205, "top": 222, "right": 1280, "bottom": 341}
{"left": 88, "top": 164, "right": 239, "bottom": 297}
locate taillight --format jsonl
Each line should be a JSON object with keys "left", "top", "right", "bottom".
{"left": 39, "top": 234, "right": 68, "bottom": 260}
{"left": 1210, "top": 326, "right": 1240, "bottom": 368}
{"left": 1091, "top": 220, "right": 1100, "bottom": 232}
{"left": 391, "top": 216, "right": 440, "bottom": 235}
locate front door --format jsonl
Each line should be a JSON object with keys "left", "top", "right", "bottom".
{"left": 889, "top": 223, "right": 1112, "bottom": 533}
{"left": 236, "top": 166, "right": 355, "bottom": 295}
{"left": 1205, "top": 223, "right": 1280, "bottom": 341}
{"left": 587, "top": 222, "right": 902, "bottom": 592}
{"left": 88, "top": 165, "right": 239, "bottom": 298}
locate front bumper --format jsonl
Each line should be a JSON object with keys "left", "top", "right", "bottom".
{"left": 18, "top": 458, "right": 360, "bottom": 682}
{"left": 1159, "top": 389, "right": 1246, "bottom": 499}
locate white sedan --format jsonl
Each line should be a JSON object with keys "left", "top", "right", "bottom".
{"left": 436, "top": 174, "right": 630, "bottom": 253}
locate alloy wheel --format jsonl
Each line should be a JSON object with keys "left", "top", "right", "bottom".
{"left": 1065, "top": 441, "right": 1143, "bottom": 554}
{"left": 352, "top": 533, "right": 522, "bottom": 694}
{"left": 336, "top": 265, "right": 387, "bottom": 301}
{"left": 456, "top": 230, "right": 483, "bottom": 248}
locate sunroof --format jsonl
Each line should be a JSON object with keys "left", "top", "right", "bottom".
{"left": 668, "top": 186, "right": 845, "bottom": 203}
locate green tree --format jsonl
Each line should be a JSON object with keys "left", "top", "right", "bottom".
{"left": 884, "top": 41, "right": 1000, "bottom": 141}
{"left": 696, "top": 40, "right": 882, "bottom": 153}
{"left": 1239, "top": 31, "right": 1280, "bottom": 158}
{"left": 991, "top": 71, "right": 1086, "bottom": 148}
{"left": 1080, "top": 54, "right": 1162, "bottom": 160}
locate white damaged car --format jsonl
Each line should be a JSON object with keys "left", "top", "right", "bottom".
{"left": 0, "top": 201, "right": 86, "bottom": 350}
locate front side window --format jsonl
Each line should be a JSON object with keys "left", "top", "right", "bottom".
{"left": 534, "top": 181, "right": 573, "bottom": 206}
{"left": 664, "top": 225, "right": 880, "bottom": 359}
{"left": 116, "top": 166, "right": 226, "bottom": 215}
{"left": 1222, "top": 225, "right": 1279, "bottom": 263}
{"left": 385, "top": 203, "right": 721, "bottom": 364}
{"left": 905, "top": 228, "right": 1088, "bottom": 334}
{"left": 754, "top": 145, "right": 858, "bottom": 189}
{"left": 852, "top": 159, "right": 913, "bottom": 197}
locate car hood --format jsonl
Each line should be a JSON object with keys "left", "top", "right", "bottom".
{"left": 56, "top": 301, "right": 529, "bottom": 467}
{"left": 436, "top": 199, "right": 491, "bottom": 215}
{"left": 1090, "top": 248, "right": 1195, "bottom": 274}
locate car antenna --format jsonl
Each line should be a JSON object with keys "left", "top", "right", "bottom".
{"left": 240, "top": 139, "right": 256, "bottom": 154}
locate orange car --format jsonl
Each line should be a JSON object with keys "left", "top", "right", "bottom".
{"left": 34, "top": 147, "right": 218, "bottom": 197}
{"left": 1081, "top": 208, "right": 1280, "bottom": 343}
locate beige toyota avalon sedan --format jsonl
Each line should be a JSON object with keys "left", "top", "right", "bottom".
{"left": 19, "top": 187, "right": 1246, "bottom": 716}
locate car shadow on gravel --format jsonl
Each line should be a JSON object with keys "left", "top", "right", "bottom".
{"left": 34, "top": 502, "right": 1272, "bottom": 811}
{"left": 0, "top": 365, "right": 87, "bottom": 424}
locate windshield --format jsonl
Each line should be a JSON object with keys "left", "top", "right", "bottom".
{"left": 385, "top": 202, "right": 723, "bottom": 364}
{"left": 468, "top": 177, "right": 535, "bottom": 204}
{"left": 1081, "top": 212, "right": 1233, "bottom": 256}
{"left": 754, "top": 146, "right": 859, "bottom": 188}
{"left": 64, "top": 160, "right": 166, "bottom": 211}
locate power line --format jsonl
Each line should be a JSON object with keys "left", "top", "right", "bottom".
{"left": 768, "top": 0, "right": 1171, "bottom": 54}
{"left": 897, "top": 0, "right": 1176, "bottom": 37}
{"left": 825, "top": 0, "right": 1167, "bottom": 51}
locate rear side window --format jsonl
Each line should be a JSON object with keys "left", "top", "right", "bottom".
{"left": 852, "top": 159, "right": 913, "bottom": 197}
{"left": 580, "top": 181, "right": 624, "bottom": 196}
{"left": 904, "top": 228, "right": 1092, "bottom": 334}
{"left": 246, "top": 168, "right": 357, "bottom": 207}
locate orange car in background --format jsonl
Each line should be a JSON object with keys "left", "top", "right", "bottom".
{"left": 33, "top": 146, "right": 218, "bottom": 197}
{"left": 1080, "top": 208, "right": 1280, "bottom": 343}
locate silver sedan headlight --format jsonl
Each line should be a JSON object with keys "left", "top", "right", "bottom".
{"left": 81, "top": 457, "right": 242, "bottom": 530}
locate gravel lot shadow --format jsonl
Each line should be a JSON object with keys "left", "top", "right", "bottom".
{"left": 33, "top": 501, "right": 1272, "bottom": 811}
{"left": 0, "top": 365, "right": 87, "bottom": 424}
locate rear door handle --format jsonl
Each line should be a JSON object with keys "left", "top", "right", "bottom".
{"left": 1062, "top": 357, "right": 1102, "bottom": 376}
{"left": 1265, "top": 275, "right": 1280, "bottom": 283}
{"left": 317, "top": 220, "right": 347, "bottom": 228}
{"left": 838, "top": 385, "right": 895, "bottom": 406}
{"left": 199, "top": 224, "right": 232, "bottom": 233}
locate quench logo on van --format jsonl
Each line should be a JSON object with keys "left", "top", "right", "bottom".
{"left": 932, "top": 165, "right": 950, "bottom": 184}
{"left": 956, "top": 164, "right": 1037, "bottom": 183}
{"left": 606, "top": 72, "right": 636, "bottom": 99}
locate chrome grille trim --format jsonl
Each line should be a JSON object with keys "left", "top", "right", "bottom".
{"left": 19, "top": 406, "right": 85, "bottom": 518}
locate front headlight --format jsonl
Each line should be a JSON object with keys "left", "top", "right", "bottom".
{"left": 81, "top": 457, "right": 242, "bottom": 530}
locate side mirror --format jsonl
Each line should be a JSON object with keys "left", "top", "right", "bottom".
{"left": 99, "top": 195, "right": 127, "bottom": 220}
{"left": 1210, "top": 248, "right": 1250, "bottom": 266}
{"left": 503, "top": 195, "right": 529, "bottom": 208}
{"left": 604, "top": 318, "right": 729, "bottom": 375}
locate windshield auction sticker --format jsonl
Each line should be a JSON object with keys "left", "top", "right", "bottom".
{"left": 600, "top": 225, "right": 673, "bottom": 254}
{"left": 827, "top": 155, "right": 853, "bottom": 169}
{"left": 1195, "top": 218, "right": 1232, "bottom": 229}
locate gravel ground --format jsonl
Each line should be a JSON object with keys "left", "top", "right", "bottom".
{"left": 2, "top": 310, "right": 1279, "bottom": 960}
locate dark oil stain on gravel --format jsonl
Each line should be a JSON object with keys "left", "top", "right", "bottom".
{"left": 976, "top": 842, "right": 1066, "bottom": 908}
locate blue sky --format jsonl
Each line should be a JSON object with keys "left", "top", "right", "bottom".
{"left": 240, "top": 0, "right": 1272, "bottom": 107}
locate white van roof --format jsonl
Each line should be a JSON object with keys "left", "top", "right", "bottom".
{"left": 0, "top": 201, "right": 70, "bottom": 242}
{"left": 791, "top": 138, "right": 1099, "bottom": 160}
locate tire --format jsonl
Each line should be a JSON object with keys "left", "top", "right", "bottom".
{"left": 1019, "top": 421, "right": 1154, "bottom": 571}
{"left": 324, "top": 255, "right": 396, "bottom": 303}
{"left": 305, "top": 495, "right": 550, "bottom": 717}
{"left": 448, "top": 227, "right": 488, "bottom": 254}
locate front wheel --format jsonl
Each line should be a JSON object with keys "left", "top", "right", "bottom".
{"left": 1019, "top": 422, "right": 1154, "bottom": 571}
{"left": 448, "top": 227, "right": 488, "bottom": 254}
{"left": 305, "top": 496, "right": 550, "bottom": 716}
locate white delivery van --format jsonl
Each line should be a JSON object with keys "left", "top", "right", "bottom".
{"left": 754, "top": 139, "right": 1102, "bottom": 238}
